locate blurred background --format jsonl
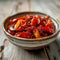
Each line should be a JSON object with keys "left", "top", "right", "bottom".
{"left": 0, "top": 0, "right": 60, "bottom": 18}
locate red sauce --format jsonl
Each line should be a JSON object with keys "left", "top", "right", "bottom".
{"left": 8, "top": 15, "right": 55, "bottom": 39}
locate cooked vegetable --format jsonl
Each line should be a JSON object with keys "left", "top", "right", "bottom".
{"left": 8, "top": 14, "right": 55, "bottom": 39}
{"left": 33, "top": 29, "right": 41, "bottom": 38}
{"left": 14, "top": 20, "right": 21, "bottom": 29}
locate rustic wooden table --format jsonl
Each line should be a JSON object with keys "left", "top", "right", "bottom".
{"left": 0, "top": 0, "right": 60, "bottom": 60}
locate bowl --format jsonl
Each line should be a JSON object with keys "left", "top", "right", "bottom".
{"left": 3, "top": 12, "right": 60, "bottom": 50}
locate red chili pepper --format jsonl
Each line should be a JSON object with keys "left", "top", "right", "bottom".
{"left": 9, "top": 30, "right": 15, "bottom": 35}
{"left": 41, "top": 26, "right": 54, "bottom": 34}
{"left": 46, "top": 20, "right": 53, "bottom": 28}
{"left": 40, "top": 20, "right": 46, "bottom": 26}
{"left": 20, "top": 32, "right": 32, "bottom": 38}
{"left": 21, "top": 20, "right": 26, "bottom": 26}
{"left": 26, "top": 26, "right": 35, "bottom": 32}
{"left": 16, "top": 32, "right": 22, "bottom": 37}
{"left": 10, "top": 18, "right": 18, "bottom": 24}
{"left": 35, "top": 15, "right": 41, "bottom": 19}
{"left": 30, "top": 17, "right": 38, "bottom": 26}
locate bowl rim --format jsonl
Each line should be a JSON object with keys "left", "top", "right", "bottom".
{"left": 3, "top": 11, "right": 59, "bottom": 41}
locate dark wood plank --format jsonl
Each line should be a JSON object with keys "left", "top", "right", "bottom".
{"left": 8, "top": 45, "right": 49, "bottom": 60}
{"left": 49, "top": 42, "right": 60, "bottom": 60}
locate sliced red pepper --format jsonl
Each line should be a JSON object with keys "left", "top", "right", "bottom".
{"left": 26, "top": 26, "right": 35, "bottom": 32}
{"left": 40, "top": 19, "right": 47, "bottom": 26}
{"left": 41, "top": 26, "right": 55, "bottom": 34}
{"left": 21, "top": 20, "right": 26, "bottom": 26}
{"left": 30, "top": 17, "right": 38, "bottom": 26}
{"left": 19, "top": 32, "right": 32, "bottom": 38}
{"left": 16, "top": 32, "right": 22, "bottom": 37}
{"left": 10, "top": 18, "right": 20, "bottom": 24}
{"left": 35, "top": 15, "right": 41, "bottom": 19}
{"left": 9, "top": 30, "right": 15, "bottom": 35}
{"left": 46, "top": 20, "right": 53, "bottom": 28}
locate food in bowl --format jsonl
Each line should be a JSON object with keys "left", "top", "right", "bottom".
{"left": 7, "top": 14, "right": 55, "bottom": 39}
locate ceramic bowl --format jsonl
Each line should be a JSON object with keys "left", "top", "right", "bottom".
{"left": 3, "top": 12, "right": 60, "bottom": 50}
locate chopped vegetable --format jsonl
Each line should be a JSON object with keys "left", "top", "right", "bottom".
{"left": 14, "top": 20, "right": 21, "bottom": 29}
{"left": 8, "top": 14, "right": 55, "bottom": 39}
{"left": 33, "top": 29, "right": 41, "bottom": 38}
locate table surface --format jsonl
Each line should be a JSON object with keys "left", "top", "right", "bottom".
{"left": 0, "top": 0, "right": 60, "bottom": 60}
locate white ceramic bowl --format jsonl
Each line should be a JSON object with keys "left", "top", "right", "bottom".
{"left": 3, "top": 12, "right": 60, "bottom": 50}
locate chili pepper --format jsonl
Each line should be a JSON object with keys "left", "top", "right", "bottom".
{"left": 41, "top": 26, "right": 54, "bottom": 34}
{"left": 40, "top": 19, "right": 46, "bottom": 26}
{"left": 33, "top": 29, "right": 41, "bottom": 38}
{"left": 8, "top": 30, "right": 15, "bottom": 35}
{"left": 46, "top": 20, "right": 53, "bottom": 28}
{"left": 19, "top": 32, "right": 32, "bottom": 38}
{"left": 30, "top": 17, "right": 38, "bottom": 26}
{"left": 35, "top": 15, "right": 41, "bottom": 19}
{"left": 14, "top": 20, "right": 21, "bottom": 29}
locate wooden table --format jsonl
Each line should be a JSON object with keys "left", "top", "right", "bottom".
{"left": 0, "top": 0, "right": 60, "bottom": 60}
